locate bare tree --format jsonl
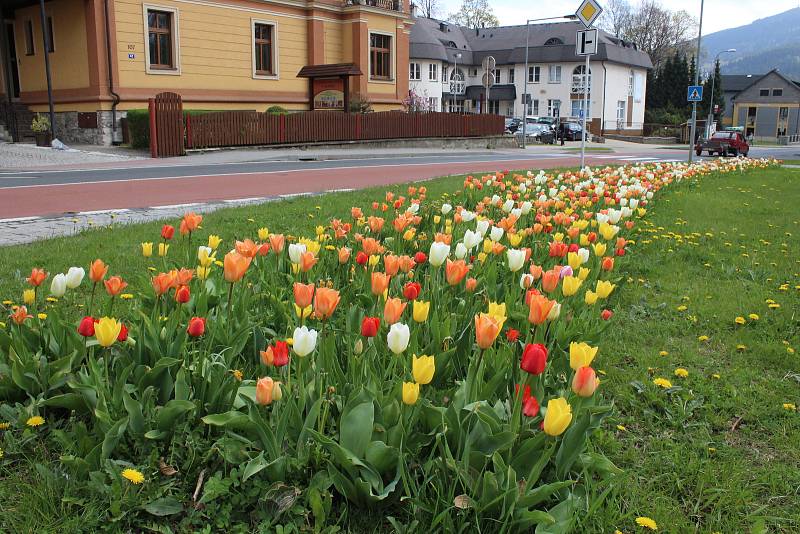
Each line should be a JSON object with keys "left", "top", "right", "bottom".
{"left": 599, "top": 0, "right": 697, "bottom": 70}
{"left": 447, "top": 0, "right": 499, "bottom": 29}
{"left": 416, "top": 0, "right": 441, "bottom": 18}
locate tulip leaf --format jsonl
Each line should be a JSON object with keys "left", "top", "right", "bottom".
{"left": 156, "top": 400, "right": 196, "bottom": 431}
{"left": 101, "top": 417, "right": 128, "bottom": 459}
{"left": 42, "top": 393, "right": 89, "bottom": 412}
{"left": 122, "top": 389, "right": 145, "bottom": 435}
{"left": 534, "top": 493, "right": 581, "bottom": 534}
{"left": 340, "top": 395, "right": 374, "bottom": 459}
{"left": 242, "top": 452, "right": 269, "bottom": 483}
{"left": 202, "top": 410, "right": 250, "bottom": 429}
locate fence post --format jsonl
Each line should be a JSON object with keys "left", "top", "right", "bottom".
{"left": 356, "top": 113, "right": 362, "bottom": 140}
{"left": 148, "top": 98, "right": 158, "bottom": 158}
{"left": 185, "top": 114, "right": 192, "bottom": 149}
{"left": 279, "top": 114, "right": 286, "bottom": 144}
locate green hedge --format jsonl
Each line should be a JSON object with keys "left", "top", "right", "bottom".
{"left": 125, "top": 109, "right": 227, "bottom": 150}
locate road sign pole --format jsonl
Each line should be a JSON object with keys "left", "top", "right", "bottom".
{"left": 581, "top": 52, "right": 589, "bottom": 170}
{"left": 688, "top": 0, "right": 704, "bottom": 163}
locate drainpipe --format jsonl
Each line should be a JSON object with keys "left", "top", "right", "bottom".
{"left": 601, "top": 61, "right": 607, "bottom": 134}
{"left": 38, "top": 0, "right": 56, "bottom": 138}
{"left": 104, "top": 0, "right": 121, "bottom": 144}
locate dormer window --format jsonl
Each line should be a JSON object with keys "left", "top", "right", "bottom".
{"left": 544, "top": 37, "right": 563, "bottom": 46}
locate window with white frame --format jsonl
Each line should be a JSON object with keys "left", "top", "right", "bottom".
{"left": 548, "top": 65, "right": 561, "bottom": 83}
{"left": 493, "top": 68, "right": 500, "bottom": 84}
{"left": 571, "top": 65, "right": 591, "bottom": 93}
{"left": 526, "top": 99, "right": 539, "bottom": 116}
{"left": 253, "top": 21, "right": 277, "bottom": 77}
{"left": 528, "top": 65, "right": 540, "bottom": 83}
{"left": 428, "top": 97, "right": 439, "bottom": 111}
{"left": 144, "top": 5, "right": 180, "bottom": 74}
{"left": 616, "top": 100, "right": 625, "bottom": 125}
{"left": 547, "top": 99, "right": 561, "bottom": 117}
{"left": 508, "top": 68, "right": 515, "bottom": 83}
{"left": 570, "top": 99, "right": 590, "bottom": 118}
{"left": 628, "top": 70, "right": 634, "bottom": 96}
{"left": 441, "top": 66, "right": 448, "bottom": 84}
{"left": 429, "top": 63, "right": 437, "bottom": 81}
{"left": 409, "top": 62, "right": 421, "bottom": 80}
{"left": 369, "top": 33, "right": 392, "bottom": 80}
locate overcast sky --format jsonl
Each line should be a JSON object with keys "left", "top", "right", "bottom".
{"left": 437, "top": 0, "right": 800, "bottom": 34}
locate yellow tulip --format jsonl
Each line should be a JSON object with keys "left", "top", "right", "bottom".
{"left": 95, "top": 317, "right": 122, "bottom": 347}
{"left": 543, "top": 398, "right": 573, "bottom": 436}
{"left": 477, "top": 252, "right": 488, "bottom": 263}
{"left": 314, "top": 225, "right": 324, "bottom": 237}
{"left": 413, "top": 300, "right": 430, "bottom": 322}
{"left": 593, "top": 243, "right": 607, "bottom": 256}
{"left": 207, "top": 234, "right": 222, "bottom": 250}
{"left": 553, "top": 232, "right": 564, "bottom": 242}
{"left": 402, "top": 382, "right": 419, "bottom": 405}
{"left": 577, "top": 267, "right": 590, "bottom": 281}
{"left": 23, "top": 289, "right": 35, "bottom": 306}
{"left": 198, "top": 248, "right": 216, "bottom": 268}
{"left": 412, "top": 355, "right": 435, "bottom": 385}
{"left": 433, "top": 215, "right": 441, "bottom": 224}
{"left": 567, "top": 252, "right": 582, "bottom": 270}
{"left": 562, "top": 276, "right": 583, "bottom": 297}
{"left": 403, "top": 228, "right": 416, "bottom": 241}
{"left": 585, "top": 290, "right": 598, "bottom": 305}
{"left": 579, "top": 234, "right": 590, "bottom": 246}
{"left": 197, "top": 266, "right": 211, "bottom": 280}
{"left": 487, "top": 302, "right": 507, "bottom": 328}
{"left": 595, "top": 280, "right": 616, "bottom": 299}
{"left": 569, "top": 342, "right": 598, "bottom": 370}
{"left": 158, "top": 243, "right": 169, "bottom": 257}
{"left": 141, "top": 242, "right": 153, "bottom": 257}
{"left": 483, "top": 238, "right": 493, "bottom": 254}
{"left": 599, "top": 223, "right": 618, "bottom": 241}
{"left": 258, "top": 227, "right": 270, "bottom": 241}
{"left": 368, "top": 255, "right": 380, "bottom": 267}
{"left": 508, "top": 232, "right": 523, "bottom": 247}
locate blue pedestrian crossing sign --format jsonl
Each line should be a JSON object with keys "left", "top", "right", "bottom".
{"left": 687, "top": 85, "right": 703, "bottom": 102}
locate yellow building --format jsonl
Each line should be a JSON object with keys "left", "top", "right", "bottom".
{"left": 0, "top": 0, "right": 412, "bottom": 144}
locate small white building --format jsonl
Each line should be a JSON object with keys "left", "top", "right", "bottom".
{"left": 409, "top": 18, "right": 652, "bottom": 135}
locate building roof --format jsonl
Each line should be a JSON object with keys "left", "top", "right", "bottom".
{"left": 410, "top": 17, "right": 652, "bottom": 69}
{"left": 721, "top": 74, "right": 763, "bottom": 93}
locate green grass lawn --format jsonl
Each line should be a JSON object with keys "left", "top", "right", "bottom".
{"left": 1, "top": 163, "right": 798, "bottom": 532}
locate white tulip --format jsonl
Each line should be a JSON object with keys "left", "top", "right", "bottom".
{"left": 197, "top": 246, "right": 212, "bottom": 261}
{"left": 475, "top": 219, "right": 490, "bottom": 237}
{"left": 429, "top": 241, "right": 450, "bottom": 267}
{"left": 577, "top": 248, "right": 590, "bottom": 264}
{"left": 406, "top": 203, "right": 420, "bottom": 215}
{"left": 619, "top": 197, "right": 628, "bottom": 207}
{"left": 387, "top": 323, "right": 410, "bottom": 354}
{"left": 50, "top": 273, "right": 67, "bottom": 297}
{"left": 491, "top": 194, "right": 501, "bottom": 205}
{"left": 441, "top": 203, "right": 452, "bottom": 215}
{"left": 520, "top": 201, "right": 533, "bottom": 215}
{"left": 65, "top": 267, "right": 85, "bottom": 289}
{"left": 596, "top": 213, "right": 610, "bottom": 224}
{"left": 608, "top": 209, "right": 622, "bottom": 224}
{"left": 460, "top": 210, "right": 476, "bottom": 222}
{"left": 288, "top": 243, "right": 306, "bottom": 264}
{"left": 519, "top": 183, "right": 527, "bottom": 194}
{"left": 490, "top": 226, "right": 504, "bottom": 243}
{"left": 629, "top": 198, "right": 639, "bottom": 209}
{"left": 520, "top": 273, "right": 534, "bottom": 289}
{"left": 507, "top": 248, "right": 525, "bottom": 272}
{"left": 463, "top": 229, "right": 481, "bottom": 250}
{"left": 511, "top": 208, "right": 522, "bottom": 219}
{"left": 455, "top": 242, "right": 467, "bottom": 259}
{"left": 292, "top": 326, "right": 318, "bottom": 357}
{"left": 547, "top": 302, "right": 561, "bottom": 321}
{"left": 502, "top": 199, "right": 514, "bottom": 213}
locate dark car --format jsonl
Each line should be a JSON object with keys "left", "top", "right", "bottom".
{"left": 559, "top": 122, "right": 587, "bottom": 141}
{"left": 505, "top": 117, "right": 522, "bottom": 134}
{"left": 695, "top": 131, "right": 750, "bottom": 157}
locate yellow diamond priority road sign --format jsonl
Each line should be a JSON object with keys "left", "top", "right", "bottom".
{"left": 576, "top": 0, "right": 603, "bottom": 28}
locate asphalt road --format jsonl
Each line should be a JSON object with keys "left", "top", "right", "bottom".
{"left": 0, "top": 145, "right": 796, "bottom": 221}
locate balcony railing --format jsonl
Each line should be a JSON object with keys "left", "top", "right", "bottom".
{"left": 345, "top": 0, "right": 404, "bottom": 12}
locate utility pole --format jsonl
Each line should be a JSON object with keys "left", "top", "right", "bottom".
{"left": 688, "top": 0, "right": 704, "bottom": 163}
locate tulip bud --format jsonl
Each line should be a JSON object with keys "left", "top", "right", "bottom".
{"left": 77, "top": 316, "right": 95, "bottom": 337}
{"left": 187, "top": 317, "right": 206, "bottom": 337}
{"left": 572, "top": 366, "right": 600, "bottom": 397}
{"left": 256, "top": 377, "right": 274, "bottom": 405}
{"left": 520, "top": 343, "right": 548, "bottom": 375}
{"left": 354, "top": 339, "right": 364, "bottom": 355}
{"left": 402, "top": 381, "right": 419, "bottom": 405}
{"left": 50, "top": 273, "right": 67, "bottom": 298}
{"left": 175, "top": 285, "right": 191, "bottom": 304}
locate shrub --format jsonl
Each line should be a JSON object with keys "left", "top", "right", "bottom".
{"left": 125, "top": 109, "right": 150, "bottom": 149}
{"left": 266, "top": 105, "right": 288, "bottom": 115}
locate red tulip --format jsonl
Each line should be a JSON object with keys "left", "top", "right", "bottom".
{"left": 271, "top": 341, "right": 289, "bottom": 367}
{"left": 414, "top": 251, "right": 427, "bottom": 264}
{"left": 361, "top": 316, "right": 380, "bottom": 337}
{"left": 77, "top": 316, "right": 95, "bottom": 337}
{"left": 187, "top": 317, "right": 206, "bottom": 337}
{"left": 402, "top": 282, "right": 421, "bottom": 301}
{"left": 522, "top": 396, "right": 540, "bottom": 417}
{"left": 355, "top": 251, "right": 368, "bottom": 265}
{"left": 505, "top": 328, "right": 520, "bottom": 342}
{"left": 601, "top": 309, "right": 614, "bottom": 321}
{"left": 520, "top": 343, "right": 548, "bottom": 375}
{"left": 175, "top": 285, "right": 191, "bottom": 304}
{"left": 161, "top": 224, "right": 175, "bottom": 240}
{"left": 117, "top": 323, "right": 128, "bottom": 342}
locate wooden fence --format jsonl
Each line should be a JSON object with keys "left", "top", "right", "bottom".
{"left": 148, "top": 92, "right": 185, "bottom": 158}
{"left": 184, "top": 111, "right": 504, "bottom": 150}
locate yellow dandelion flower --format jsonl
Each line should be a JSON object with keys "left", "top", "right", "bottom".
{"left": 676, "top": 305, "right": 687, "bottom": 312}
{"left": 46, "top": 297, "right": 59, "bottom": 302}
{"left": 0, "top": 422, "right": 10, "bottom": 430}
{"left": 708, "top": 447, "right": 716, "bottom": 453}
{"left": 122, "top": 468, "right": 145, "bottom": 484}
{"left": 37, "top": 313, "right": 47, "bottom": 320}
{"left": 783, "top": 403, "right": 796, "bottom": 411}
{"left": 232, "top": 369, "right": 243, "bottom": 381}
{"left": 1, "top": 300, "right": 12, "bottom": 305}
{"left": 736, "top": 344, "right": 747, "bottom": 351}
{"left": 788, "top": 347, "right": 795, "bottom": 354}
{"left": 768, "top": 303, "right": 781, "bottom": 309}
{"left": 26, "top": 416, "right": 45, "bottom": 427}
{"left": 748, "top": 313, "right": 759, "bottom": 320}
{"left": 659, "top": 351, "right": 669, "bottom": 357}
{"left": 616, "top": 425, "right": 627, "bottom": 432}
{"left": 734, "top": 316, "right": 746, "bottom": 325}
{"left": 635, "top": 516, "right": 658, "bottom": 530}
{"left": 674, "top": 368, "right": 688, "bottom": 378}
{"left": 711, "top": 373, "right": 721, "bottom": 379}
{"left": 652, "top": 378, "right": 672, "bottom": 389}
{"left": 698, "top": 335, "right": 709, "bottom": 342}
{"left": 120, "top": 293, "right": 134, "bottom": 300}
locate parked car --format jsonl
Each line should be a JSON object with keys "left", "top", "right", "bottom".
{"left": 534, "top": 116, "right": 558, "bottom": 130}
{"left": 505, "top": 117, "right": 522, "bottom": 134}
{"left": 560, "top": 122, "right": 587, "bottom": 141}
{"left": 516, "top": 123, "right": 555, "bottom": 144}
{"left": 695, "top": 130, "right": 750, "bottom": 157}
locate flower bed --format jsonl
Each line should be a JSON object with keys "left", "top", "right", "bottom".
{"left": 0, "top": 157, "right": 778, "bottom": 531}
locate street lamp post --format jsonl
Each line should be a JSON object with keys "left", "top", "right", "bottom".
{"left": 688, "top": 0, "right": 705, "bottom": 163}
{"left": 522, "top": 15, "right": 577, "bottom": 148}
{"left": 706, "top": 48, "right": 736, "bottom": 137}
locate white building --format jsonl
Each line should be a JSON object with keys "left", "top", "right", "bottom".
{"left": 409, "top": 18, "right": 652, "bottom": 135}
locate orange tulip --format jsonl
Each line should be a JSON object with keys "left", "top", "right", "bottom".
{"left": 269, "top": 233, "right": 285, "bottom": 253}
{"left": 367, "top": 216, "right": 385, "bottom": 233}
{"left": 175, "top": 267, "right": 194, "bottom": 286}
{"left": 293, "top": 282, "right": 315, "bottom": 308}
{"left": 152, "top": 272, "right": 175, "bottom": 296}
{"left": 384, "top": 254, "right": 400, "bottom": 276}
{"left": 371, "top": 272, "right": 391, "bottom": 296}
{"left": 491, "top": 242, "right": 506, "bottom": 255}
{"left": 351, "top": 207, "right": 363, "bottom": 219}
{"left": 314, "top": 287, "right": 341, "bottom": 320}
{"left": 361, "top": 237, "right": 384, "bottom": 256}
{"left": 434, "top": 232, "right": 452, "bottom": 245}
{"left": 256, "top": 377, "right": 274, "bottom": 405}
{"left": 104, "top": 276, "right": 128, "bottom": 296}
{"left": 383, "top": 297, "right": 407, "bottom": 325}
{"left": 9, "top": 305, "right": 33, "bottom": 325}
{"left": 223, "top": 251, "right": 252, "bottom": 282}
{"left": 528, "top": 294, "right": 555, "bottom": 325}
{"left": 541, "top": 269, "right": 560, "bottom": 293}
{"left": 529, "top": 264, "right": 543, "bottom": 280}
{"left": 465, "top": 277, "right": 478, "bottom": 292}
{"left": 26, "top": 268, "right": 47, "bottom": 287}
{"left": 180, "top": 212, "right": 203, "bottom": 235}
{"left": 235, "top": 239, "right": 259, "bottom": 258}
{"left": 474, "top": 313, "right": 502, "bottom": 349}
{"left": 89, "top": 259, "right": 108, "bottom": 283}
{"left": 572, "top": 366, "right": 600, "bottom": 397}
{"left": 601, "top": 257, "right": 615, "bottom": 271}
{"left": 445, "top": 259, "right": 469, "bottom": 286}
{"left": 299, "top": 251, "right": 318, "bottom": 272}
{"left": 338, "top": 247, "right": 351, "bottom": 264}
{"left": 398, "top": 255, "right": 416, "bottom": 273}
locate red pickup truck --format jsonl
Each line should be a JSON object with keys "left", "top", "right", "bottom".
{"left": 695, "top": 131, "right": 750, "bottom": 157}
